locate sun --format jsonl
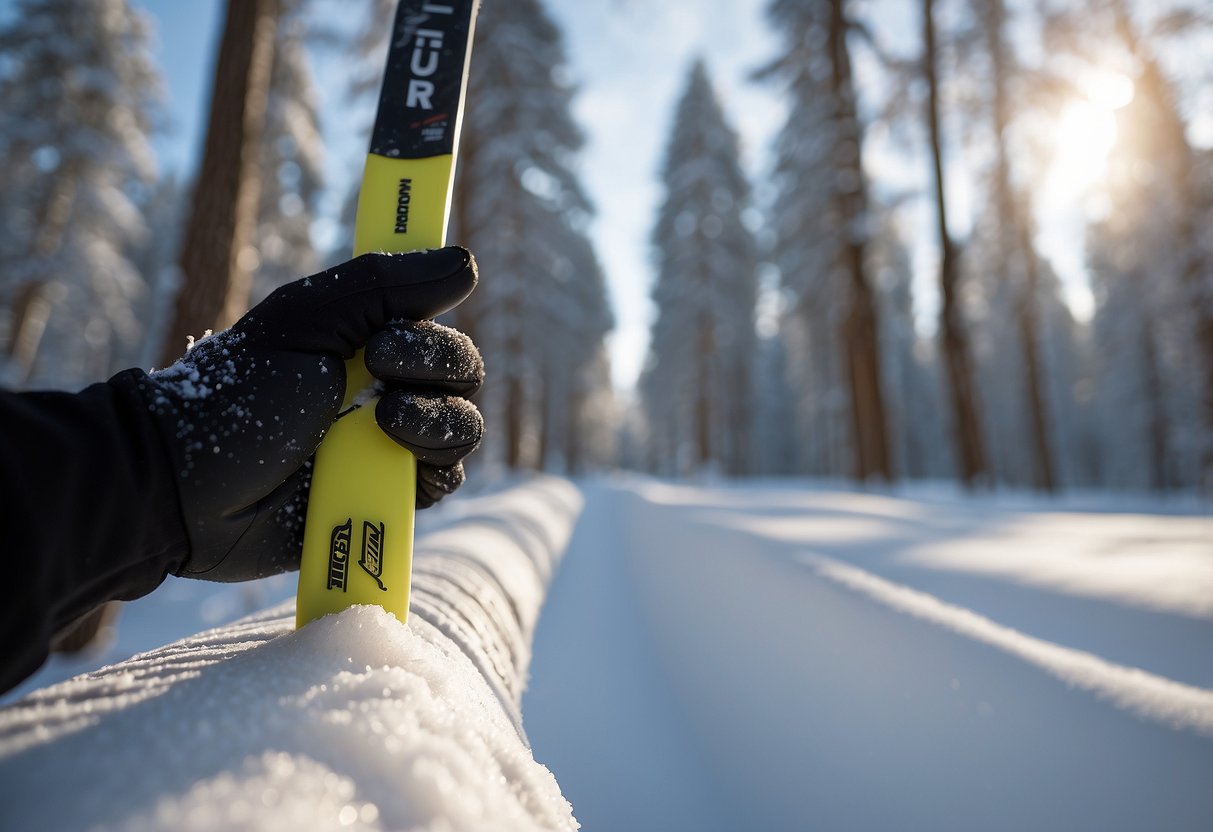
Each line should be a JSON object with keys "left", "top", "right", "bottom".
{"left": 1034, "top": 68, "right": 1135, "bottom": 321}
{"left": 1047, "top": 69, "right": 1135, "bottom": 199}
{"left": 1082, "top": 71, "right": 1135, "bottom": 111}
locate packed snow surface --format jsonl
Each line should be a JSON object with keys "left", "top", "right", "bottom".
{"left": 0, "top": 476, "right": 582, "bottom": 832}
{"left": 5, "top": 476, "right": 1211, "bottom": 831}
{"left": 524, "top": 478, "right": 1213, "bottom": 832}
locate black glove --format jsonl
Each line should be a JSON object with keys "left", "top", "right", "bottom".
{"left": 130, "top": 246, "right": 484, "bottom": 582}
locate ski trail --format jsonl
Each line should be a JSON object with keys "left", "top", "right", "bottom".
{"left": 806, "top": 554, "right": 1213, "bottom": 737}
{"left": 605, "top": 478, "right": 1213, "bottom": 832}
{"left": 524, "top": 482, "right": 739, "bottom": 832}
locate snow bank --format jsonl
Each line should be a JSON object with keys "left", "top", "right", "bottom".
{"left": 0, "top": 476, "right": 582, "bottom": 832}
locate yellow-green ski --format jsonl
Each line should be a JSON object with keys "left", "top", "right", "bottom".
{"left": 296, "top": 0, "right": 479, "bottom": 628}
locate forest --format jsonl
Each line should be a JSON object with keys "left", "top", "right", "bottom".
{"left": 0, "top": 0, "right": 1210, "bottom": 495}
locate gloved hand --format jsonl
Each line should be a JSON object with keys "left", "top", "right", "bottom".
{"left": 130, "top": 246, "right": 484, "bottom": 582}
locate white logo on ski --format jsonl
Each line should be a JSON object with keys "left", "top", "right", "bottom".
{"left": 406, "top": 4, "right": 456, "bottom": 110}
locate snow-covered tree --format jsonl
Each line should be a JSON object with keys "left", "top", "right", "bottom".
{"left": 1086, "top": 84, "right": 1207, "bottom": 492}
{"left": 447, "top": 0, "right": 613, "bottom": 472}
{"left": 128, "top": 174, "right": 186, "bottom": 371}
{"left": 967, "top": 0, "right": 1058, "bottom": 492}
{"left": 0, "top": 0, "right": 160, "bottom": 388}
{"left": 1048, "top": 0, "right": 1213, "bottom": 490}
{"left": 921, "top": 0, "right": 1108, "bottom": 494}
{"left": 1035, "top": 264, "right": 1093, "bottom": 488}
{"left": 760, "top": 0, "right": 894, "bottom": 482}
{"left": 871, "top": 209, "right": 951, "bottom": 480}
{"left": 640, "top": 59, "right": 759, "bottom": 477}
{"left": 1087, "top": 235, "right": 1176, "bottom": 490}
{"left": 752, "top": 331, "right": 798, "bottom": 476}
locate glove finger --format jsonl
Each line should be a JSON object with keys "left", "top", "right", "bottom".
{"left": 417, "top": 461, "right": 465, "bottom": 509}
{"left": 246, "top": 247, "right": 478, "bottom": 357}
{"left": 375, "top": 390, "right": 483, "bottom": 467}
{"left": 365, "top": 320, "right": 484, "bottom": 398}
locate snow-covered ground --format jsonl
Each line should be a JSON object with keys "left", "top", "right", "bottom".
{"left": 0, "top": 477, "right": 582, "bottom": 831}
{"left": 3, "top": 476, "right": 1211, "bottom": 831}
{"left": 524, "top": 478, "right": 1213, "bottom": 832}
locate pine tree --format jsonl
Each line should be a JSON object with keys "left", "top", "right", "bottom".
{"left": 0, "top": 0, "right": 160, "bottom": 387}
{"left": 753, "top": 332, "right": 798, "bottom": 476}
{"left": 977, "top": 0, "right": 1056, "bottom": 491}
{"left": 1049, "top": 0, "right": 1213, "bottom": 490}
{"left": 447, "top": 0, "right": 612, "bottom": 472}
{"left": 641, "top": 59, "right": 759, "bottom": 477}
{"left": 870, "top": 207, "right": 950, "bottom": 480}
{"left": 760, "top": 0, "right": 894, "bottom": 482}
{"left": 1035, "top": 264, "right": 1091, "bottom": 488}
{"left": 1103, "top": 3, "right": 1213, "bottom": 491}
{"left": 129, "top": 174, "right": 186, "bottom": 371}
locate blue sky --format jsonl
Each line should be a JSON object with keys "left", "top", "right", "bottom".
{"left": 128, "top": 2, "right": 223, "bottom": 174}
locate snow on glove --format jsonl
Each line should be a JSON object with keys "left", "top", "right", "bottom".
{"left": 131, "top": 247, "right": 484, "bottom": 582}
{"left": 365, "top": 320, "right": 485, "bottom": 508}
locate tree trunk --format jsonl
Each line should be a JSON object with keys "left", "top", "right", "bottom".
{"left": 1014, "top": 208, "right": 1057, "bottom": 491}
{"left": 537, "top": 366, "right": 554, "bottom": 472}
{"left": 695, "top": 314, "right": 714, "bottom": 471}
{"left": 447, "top": 123, "right": 479, "bottom": 345}
{"left": 565, "top": 384, "right": 583, "bottom": 475}
{"left": 505, "top": 372, "right": 525, "bottom": 469}
{"left": 161, "top": 0, "right": 280, "bottom": 366}
{"left": 827, "top": 0, "right": 893, "bottom": 482}
{"left": 924, "top": 0, "right": 987, "bottom": 488}
{"left": 986, "top": 0, "right": 1055, "bottom": 492}
{"left": 6, "top": 280, "right": 55, "bottom": 383}
{"left": 1140, "top": 315, "right": 1170, "bottom": 491}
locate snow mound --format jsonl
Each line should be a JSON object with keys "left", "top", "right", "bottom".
{"left": 0, "top": 476, "right": 582, "bottom": 832}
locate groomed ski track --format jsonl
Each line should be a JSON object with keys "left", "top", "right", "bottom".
{"left": 524, "top": 478, "right": 1213, "bottom": 832}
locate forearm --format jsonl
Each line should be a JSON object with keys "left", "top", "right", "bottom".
{"left": 0, "top": 370, "right": 188, "bottom": 693}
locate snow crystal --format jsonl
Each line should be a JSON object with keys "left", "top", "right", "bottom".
{"left": 184, "top": 329, "right": 214, "bottom": 352}
{"left": 154, "top": 328, "right": 249, "bottom": 401}
{"left": 346, "top": 379, "right": 386, "bottom": 412}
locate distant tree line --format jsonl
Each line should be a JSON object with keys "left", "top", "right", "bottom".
{"left": 640, "top": 0, "right": 1213, "bottom": 494}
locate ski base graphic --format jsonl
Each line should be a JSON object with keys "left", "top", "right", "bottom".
{"left": 297, "top": 404, "right": 416, "bottom": 626}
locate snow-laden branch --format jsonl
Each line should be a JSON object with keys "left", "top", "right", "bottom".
{"left": 0, "top": 476, "right": 582, "bottom": 832}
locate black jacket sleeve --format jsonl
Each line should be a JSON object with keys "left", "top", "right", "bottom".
{"left": 0, "top": 369, "right": 189, "bottom": 694}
